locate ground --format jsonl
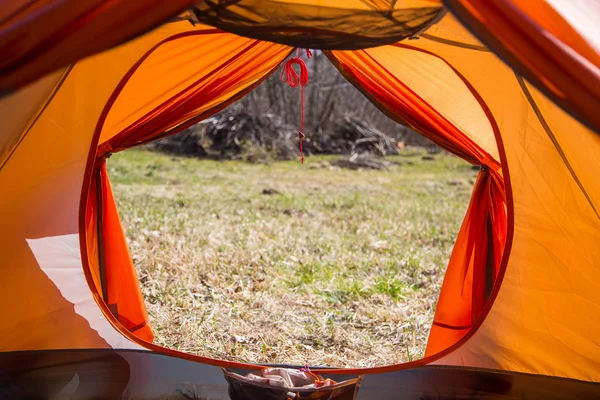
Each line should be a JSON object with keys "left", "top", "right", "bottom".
{"left": 107, "top": 149, "right": 477, "bottom": 368}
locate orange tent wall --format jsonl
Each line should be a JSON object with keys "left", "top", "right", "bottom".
{"left": 329, "top": 15, "right": 600, "bottom": 381}
{"left": 0, "top": 0, "right": 198, "bottom": 93}
{"left": 405, "top": 16, "right": 600, "bottom": 381}
{"left": 0, "top": 30, "right": 162, "bottom": 352}
{"left": 0, "top": 68, "right": 67, "bottom": 169}
{"left": 445, "top": 0, "right": 600, "bottom": 134}
{"left": 0, "top": 19, "right": 210, "bottom": 352}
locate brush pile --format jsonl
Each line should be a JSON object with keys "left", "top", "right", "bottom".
{"left": 309, "top": 116, "right": 399, "bottom": 157}
{"left": 148, "top": 109, "right": 401, "bottom": 166}
{"left": 147, "top": 109, "right": 298, "bottom": 162}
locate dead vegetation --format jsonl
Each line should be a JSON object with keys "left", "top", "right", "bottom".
{"left": 148, "top": 109, "right": 407, "bottom": 167}
{"left": 109, "top": 149, "right": 476, "bottom": 368}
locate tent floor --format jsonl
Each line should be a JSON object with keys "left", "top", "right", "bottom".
{"left": 1, "top": 349, "right": 598, "bottom": 399}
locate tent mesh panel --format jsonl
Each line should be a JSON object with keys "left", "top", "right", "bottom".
{"left": 191, "top": 0, "right": 443, "bottom": 49}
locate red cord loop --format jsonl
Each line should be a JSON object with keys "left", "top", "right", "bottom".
{"left": 280, "top": 49, "right": 312, "bottom": 164}
{"left": 280, "top": 49, "right": 311, "bottom": 88}
{"left": 280, "top": 58, "right": 309, "bottom": 88}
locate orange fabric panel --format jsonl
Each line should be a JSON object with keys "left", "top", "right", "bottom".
{"left": 444, "top": 0, "right": 600, "bottom": 134}
{"left": 524, "top": 80, "right": 600, "bottom": 213}
{"left": 413, "top": 15, "right": 600, "bottom": 381}
{"left": 360, "top": 44, "right": 499, "bottom": 160}
{"left": 98, "top": 162, "right": 154, "bottom": 342}
{"left": 0, "top": 67, "right": 66, "bottom": 170}
{"left": 97, "top": 33, "right": 292, "bottom": 152}
{"left": 0, "top": 0, "right": 198, "bottom": 93}
{"left": 0, "top": 50, "right": 135, "bottom": 352}
{"left": 329, "top": 47, "right": 507, "bottom": 355}
{"left": 86, "top": 162, "right": 152, "bottom": 343}
{"left": 78, "top": 24, "right": 203, "bottom": 342}
{"left": 85, "top": 168, "right": 102, "bottom": 295}
{"left": 327, "top": 49, "right": 499, "bottom": 166}
{"left": 512, "top": 0, "right": 600, "bottom": 62}
{"left": 0, "top": 20, "right": 198, "bottom": 351}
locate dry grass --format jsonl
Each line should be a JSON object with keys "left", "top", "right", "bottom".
{"left": 108, "top": 149, "right": 477, "bottom": 368}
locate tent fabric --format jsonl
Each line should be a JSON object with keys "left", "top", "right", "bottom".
{"left": 0, "top": 66, "right": 67, "bottom": 170}
{"left": 444, "top": 0, "right": 600, "bottom": 134}
{"left": 84, "top": 28, "right": 291, "bottom": 342}
{"left": 1, "top": 0, "right": 599, "bottom": 139}
{"left": 326, "top": 47, "right": 500, "bottom": 165}
{"left": 328, "top": 45, "right": 506, "bottom": 355}
{"left": 399, "top": 15, "right": 600, "bottom": 381}
{"left": 0, "top": 0, "right": 199, "bottom": 94}
{"left": 0, "top": 19, "right": 201, "bottom": 352}
{"left": 190, "top": 0, "right": 443, "bottom": 49}
{"left": 96, "top": 30, "right": 292, "bottom": 152}
{"left": 326, "top": 15, "right": 600, "bottom": 380}
{"left": 0, "top": 38, "right": 148, "bottom": 352}
{"left": 88, "top": 163, "right": 154, "bottom": 342}
{"left": 426, "top": 170, "right": 506, "bottom": 355}
{"left": 0, "top": 0, "right": 599, "bottom": 392}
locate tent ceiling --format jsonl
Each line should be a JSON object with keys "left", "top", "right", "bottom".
{"left": 190, "top": 0, "right": 444, "bottom": 49}
{"left": 0, "top": 0, "right": 200, "bottom": 94}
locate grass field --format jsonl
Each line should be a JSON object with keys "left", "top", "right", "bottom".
{"left": 108, "top": 149, "right": 477, "bottom": 368}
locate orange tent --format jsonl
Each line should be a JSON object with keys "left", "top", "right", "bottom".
{"left": 1, "top": 1, "right": 599, "bottom": 398}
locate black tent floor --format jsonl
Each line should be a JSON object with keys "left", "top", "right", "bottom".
{"left": 1, "top": 349, "right": 598, "bottom": 399}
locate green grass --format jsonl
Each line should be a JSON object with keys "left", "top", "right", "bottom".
{"left": 108, "top": 149, "right": 477, "bottom": 367}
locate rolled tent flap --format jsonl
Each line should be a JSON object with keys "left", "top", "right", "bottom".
{"left": 0, "top": 0, "right": 199, "bottom": 94}
{"left": 328, "top": 46, "right": 507, "bottom": 355}
{"left": 86, "top": 163, "right": 154, "bottom": 342}
{"left": 426, "top": 169, "right": 506, "bottom": 355}
{"left": 86, "top": 31, "right": 292, "bottom": 341}
{"left": 443, "top": 0, "right": 600, "bottom": 135}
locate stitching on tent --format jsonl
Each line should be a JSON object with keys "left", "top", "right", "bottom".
{"left": 0, "top": 65, "right": 73, "bottom": 173}
{"left": 516, "top": 73, "right": 600, "bottom": 221}
{"left": 420, "top": 33, "right": 489, "bottom": 52}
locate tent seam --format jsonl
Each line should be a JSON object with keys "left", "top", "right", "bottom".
{"left": 515, "top": 73, "right": 600, "bottom": 221}
{"left": 0, "top": 64, "right": 73, "bottom": 173}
